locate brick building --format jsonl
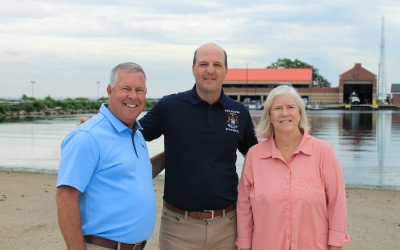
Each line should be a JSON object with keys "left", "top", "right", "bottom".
{"left": 391, "top": 84, "right": 400, "bottom": 104}
{"left": 339, "top": 63, "right": 376, "bottom": 104}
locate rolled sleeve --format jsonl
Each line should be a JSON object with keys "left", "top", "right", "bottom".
{"left": 328, "top": 229, "right": 350, "bottom": 247}
{"left": 323, "top": 144, "right": 350, "bottom": 247}
{"left": 236, "top": 150, "right": 254, "bottom": 249}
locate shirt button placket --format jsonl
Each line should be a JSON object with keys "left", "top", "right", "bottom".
{"left": 284, "top": 163, "right": 291, "bottom": 250}
{"left": 207, "top": 106, "right": 213, "bottom": 127}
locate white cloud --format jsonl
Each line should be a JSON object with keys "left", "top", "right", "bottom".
{"left": 0, "top": 0, "right": 399, "bottom": 98}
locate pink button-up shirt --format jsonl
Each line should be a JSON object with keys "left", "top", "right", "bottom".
{"left": 236, "top": 131, "right": 350, "bottom": 250}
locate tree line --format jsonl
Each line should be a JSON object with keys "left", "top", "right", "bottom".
{"left": 0, "top": 95, "right": 158, "bottom": 115}
{"left": 267, "top": 58, "right": 331, "bottom": 87}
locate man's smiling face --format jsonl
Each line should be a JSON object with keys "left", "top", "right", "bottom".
{"left": 107, "top": 70, "right": 147, "bottom": 128}
{"left": 192, "top": 44, "right": 227, "bottom": 97}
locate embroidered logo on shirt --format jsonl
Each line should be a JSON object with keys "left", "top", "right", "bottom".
{"left": 227, "top": 113, "right": 239, "bottom": 129}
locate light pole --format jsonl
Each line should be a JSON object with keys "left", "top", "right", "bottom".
{"left": 31, "top": 81, "right": 35, "bottom": 98}
{"left": 255, "top": 82, "right": 257, "bottom": 101}
{"left": 245, "top": 62, "right": 249, "bottom": 98}
{"left": 97, "top": 82, "right": 100, "bottom": 100}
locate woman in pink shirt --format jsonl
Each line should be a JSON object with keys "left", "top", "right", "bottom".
{"left": 236, "top": 85, "right": 350, "bottom": 250}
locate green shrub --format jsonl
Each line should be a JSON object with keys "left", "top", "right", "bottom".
{"left": 44, "top": 95, "right": 55, "bottom": 102}
{"left": 145, "top": 102, "right": 155, "bottom": 109}
{"left": 55, "top": 100, "right": 63, "bottom": 106}
{"left": 61, "top": 102, "right": 69, "bottom": 111}
{"left": 0, "top": 104, "right": 8, "bottom": 114}
{"left": 44, "top": 101, "right": 55, "bottom": 109}
{"left": 72, "top": 103, "right": 83, "bottom": 110}
{"left": 89, "top": 102, "right": 101, "bottom": 110}
{"left": 75, "top": 97, "right": 90, "bottom": 102}
{"left": 33, "top": 101, "right": 43, "bottom": 111}
{"left": 24, "top": 103, "right": 35, "bottom": 113}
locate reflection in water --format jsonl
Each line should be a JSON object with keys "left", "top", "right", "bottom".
{"left": 0, "top": 111, "right": 399, "bottom": 190}
{"left": 307, "top": 111, "right": 399, "bottom": 190}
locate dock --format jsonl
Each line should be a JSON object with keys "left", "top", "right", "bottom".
{"left": 306, "top": 104, "right": 400, "bottom": 111}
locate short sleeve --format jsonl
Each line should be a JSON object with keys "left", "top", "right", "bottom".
{"left": 139, "top": 98, "right": 164, "bottom": 141}
{"left": 57, "top": 131, "right": 100, "bottom": 193}
{"left": 238, "top": 110, "right": 258, "bottom": 155}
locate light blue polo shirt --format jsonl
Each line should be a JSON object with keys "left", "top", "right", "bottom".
{"left": 57, "top": 104, "right": 156, "bottom": 244}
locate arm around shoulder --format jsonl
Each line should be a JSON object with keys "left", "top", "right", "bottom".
{"left": 151, "top": 151, "right": 165, "bottom": 179}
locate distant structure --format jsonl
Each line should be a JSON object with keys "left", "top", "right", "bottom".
{"left": 377, "top": 16, "right": 387, "bottom": 103}
{"left": 391, "top": 84, "right": 400, "bottom": 104}
{"left": 339, "top": 63, "right": 376, "bottom": 104}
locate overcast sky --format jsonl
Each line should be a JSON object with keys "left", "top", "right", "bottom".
{"left": 1, "top": 0, "right": 399, "bottom": 99}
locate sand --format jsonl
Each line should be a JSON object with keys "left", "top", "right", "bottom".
{"left": 0, "top": 171, "right": 399, "bottom": 250}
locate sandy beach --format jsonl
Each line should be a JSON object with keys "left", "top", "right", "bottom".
{"left": 1, "top": 171, "right": 399, "bottom": 250}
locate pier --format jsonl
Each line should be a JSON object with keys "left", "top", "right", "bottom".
{"left": 306, "top": 103, "right": 400, "bottom": 111}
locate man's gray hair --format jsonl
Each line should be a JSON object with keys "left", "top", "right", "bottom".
{"left": 110, "top": 62, "right": 146, "bottom": 87}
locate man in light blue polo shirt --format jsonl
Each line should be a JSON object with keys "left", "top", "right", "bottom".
{"left": 56, "top": 62, "right": 155, "bottom": 250}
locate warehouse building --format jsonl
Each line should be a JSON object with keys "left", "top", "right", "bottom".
{"left": 339, "top": 63, "right": 376, "bottom": 104}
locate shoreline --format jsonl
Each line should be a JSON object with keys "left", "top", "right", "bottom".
{"left": 1, "top": 171, "right": 399, "bottom": 250}
{"left": 0, "top": 168, "right": 397, "bottom": 191}
{"left": 0, "top": 107, "right": 153, "bottom": 119}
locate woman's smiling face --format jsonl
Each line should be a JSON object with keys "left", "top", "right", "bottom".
{"left": 269, "top": 92, "right": 302, "bottom": 135}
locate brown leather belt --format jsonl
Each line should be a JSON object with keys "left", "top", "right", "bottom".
{"left": 84, "top": 235, "right": 146, "bottom": 250}
{"left": 164, "top": 201, "right": 236, "bottom": 220}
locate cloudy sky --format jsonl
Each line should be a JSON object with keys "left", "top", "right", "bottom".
{"left": 1, "top": 0, "right": 399, "bottom": 99}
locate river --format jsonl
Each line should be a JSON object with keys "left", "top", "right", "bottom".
{"left": 0, "top": 110, "right": 399, "bottom": 190}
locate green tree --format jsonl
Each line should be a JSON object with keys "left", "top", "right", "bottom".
{"left": 44, "top": 95, "right": 55, "bottom": 102}
{"left": 0, "top": 104, "right": 9, "bottom": 114}
{"left": 74, "top": 97, "right": 90, "bottom": 102}
{"left": 24, "top": 103, "right": 35, "bottom": 113}
{"left": 99, "top": 96, "right": 109, "bottom": 102}
{"left": 21, "top": 94, "right": 36, "bottom": 101}
{"left": 267, "top": 58, "right": 331, "bottom": 87}
{"left": 33, "top": 101, "right": 43, "bottom": 111}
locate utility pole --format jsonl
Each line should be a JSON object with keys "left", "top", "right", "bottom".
{"left": 97, "top": 82, "right": 100, "bottom": 100}
{"left": 245, "top": 62, "right": 249, "bottom": 98}
{"left": 31, "top": 81, "right": 35, "bottom": 98}
{"left": 377, "top": 16, "right": 387, "bottom": 103}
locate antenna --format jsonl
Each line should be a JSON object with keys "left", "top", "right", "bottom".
{"left": 377, "top": 16, "right": 387, "bottom": 103}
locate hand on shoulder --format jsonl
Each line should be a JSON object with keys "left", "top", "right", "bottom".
{"left": 77, "top": 115, "right": 93, "bottom": 126}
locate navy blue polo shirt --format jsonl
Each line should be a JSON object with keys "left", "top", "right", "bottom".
{"left": 140, "top": 84, "right": 258, "bottom": 211}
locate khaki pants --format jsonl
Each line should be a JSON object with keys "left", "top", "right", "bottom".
{"left": 159, "top": 207, "right": 238, "bottom": 250}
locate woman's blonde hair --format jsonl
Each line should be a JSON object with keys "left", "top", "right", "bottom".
{"left": 255, "top": 84, "right": 309, "bottom": 139}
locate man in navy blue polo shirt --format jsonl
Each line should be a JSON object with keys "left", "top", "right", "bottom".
{"left": 56, "top": 62, "right": 156, "bottom": 250}
{"left": 141, "top": 43, "right": 258, "bottom": 249}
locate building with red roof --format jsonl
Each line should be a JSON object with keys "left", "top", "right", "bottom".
{"left": 223, "top": 63, "right": 376, "bottom": 105}
{"left": 223, "top": 68, "right": 338, "bottom": 103}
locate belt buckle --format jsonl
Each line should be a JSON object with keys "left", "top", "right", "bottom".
{"left": 203, "top": 210, "right": 214, "bottom": 220}
{"left": 132, "top": 240, "right": 145, "bottom": 250}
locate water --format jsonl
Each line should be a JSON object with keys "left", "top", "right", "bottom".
{"left": 0, "top": 111, "right": 399, "bottom": 190}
